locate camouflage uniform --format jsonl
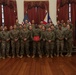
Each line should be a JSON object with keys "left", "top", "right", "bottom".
{"left": 29, "top": 29, "right": 33, "bottom": 55}
{"left": 62, "top": 26, "right": 67, "bottom": 32}
{"left": 67, "top": 23, "right": 73, "bottom": 30}
{"left": 56, "top": 29, "right": 64, "bottom": 57}
{"left": 5, "top": 31, "right": 10, "bottom": 57}
{"left": 40, "top": 29, "right": 46, "bottom": 55}
{"left": 55, "top": 25, "right": 59, "bottom": 30}
{"left": 0, "top": 30, "right": 2, "bottom": 58}
{"left": 15, "top": 22, "right": 20, "bottom": 30}
{"left": 55, "top": 24, "right": 62, "bottom": 30}
{"left": 26, "top": 23, "right": 30, "bottom": 30}
{"left": 46, "top": 30, "right": 55, "bottom": 58}
{"left": 62, "top": 26, "right": 67, "bottom": 52}
{"left": 20, "top": 28, "right": 30, "bottom": 57}
{"left": 64, "top": 29, "right": 73, "bottom": 57}
{"left": 10, "top": 29, "right": 19, "bottom": 57}
{"left": 51, "top": 28, "right": 56, "bottom": 56}
{"left": 45, "top": 24, "right": 51, "bottom": 30}
{"left": 32, "top": 28, "right": 42, "bottom": 58}
{"left": 31, "top": 24, "right": 35, "bottom": 30}
{"left": 1, "top": 30, "right": 10, "bottom": 58}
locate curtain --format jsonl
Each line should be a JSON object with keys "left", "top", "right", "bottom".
{"left": 27, "top": 7, "right": 46, "bottom": 24}
{"left": 37, "top": 7, "right": 46, "bottom": 24}
{"left": 57, "top": 4, "right": 69, "bottom": 22}
{"left": 24, "top": 1, "right": 48, "bottom": 24}
{"left": 28, "top": 7, "right": 37, "bottom": 24}
{"left": 71, "top": 3, "right": 76, "bottom": 45}
{"left": 60, "top": 0, "right": 69, "bottom": 6}
{"left": 0, "top": 5, "right": 2, "bottom": 26}
{"left": 70, "top": 0, "right": 76, "bottom": 3}
{"left": 4, "top": 6, "right": 10, "bottom": 28}
{"left": 4, "top": 1, "right": 17, "bottom": 29}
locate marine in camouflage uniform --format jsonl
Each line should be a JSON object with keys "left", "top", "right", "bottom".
{"left": 62, "top": 23, "right": 68, "bottom": 52}
{"left": 20, "top": 27, "right": 30, "bottom": 58}
{"left": 1, "top": 26, "right": 10, "bottom": 59}
{"left": 24, "top": 20, "right": 30, "bottom": 30}
{"left": 32, "top": 26, "right": 42, "bottom": 58}
{"left": 9, "top": 26, "right": 13, "bottom": 57}
{"left": 0, "top": 27, "right": 2, "bottom": 58}
{"left": 10, "top": 25, "right": 19, "bottom": 58}
{"left": 15, "top": 19, "right": 20, "bottom": 29}
{"left": 64, "top": 24, "right": 73, "bottom": 57}
{"left": 56, "top": 24, "right": 64, "bottom": 57}
{"left": 40, "top": 25, "right": 46, "bottom": 55}
{"left": 31, "top": 20, "right": 35, "bottom": 30}
{"left": 28, "top": 25, "right": 33, "bottom": 55}
{"left": 45, "top": 23, "right": 51, "bottom": 31}
{"left": 67, "top": 20, "right": 73, "bottom": 30}
{"left": 46, "top": 27, "right": 55, "bottom": 58}
{"left": 18, "top": 25, "right": 23, "bottom": 57}
{"left": 45, "top": 19, "right": 52, "bottom": 30}
{"left": 62, "top": 23, "right": 67, "bottom": 32}
{"left": 51, "top": 25, "right": 56, "bottom": 56}
{"left": 55, "top": 21, "right": 61, "bottom": 30}
{"left": 5, "top": 26, "right": 10, "bottom": 58}
{"left": 61, "top": 20, "right": 64, "bottom": 26}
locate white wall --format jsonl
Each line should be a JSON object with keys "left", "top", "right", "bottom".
{"left": 16, "top": 0, "right": 57, "bottom": 25}
{"left": 24, "top": 0, "right": 48, "bottom": 1}
{"left": 49, "top": 0, "right": 57, "bottom": 25}
{"left": 16, "top": 0, "right": 24, "bottom": 24}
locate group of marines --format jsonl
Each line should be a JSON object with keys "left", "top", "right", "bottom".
{"left": 0, "top": 19, "right": 73, "bottom": 59}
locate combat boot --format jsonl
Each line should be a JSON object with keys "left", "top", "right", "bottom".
{"left": 12, "top": 55, "right": 15, "bottom": 58}
{"left": 39, "top": 55, "right": 42, "bottom": 58}
{"left": 2, "top": 57, "right": 5, "bottom": 59}
{"left": 50, "top": 55, "right": 53, "bottom": 58}
{"left": 20, "top": 55, "right": 23, "bottom": 58}
{"left": 46, "top": 55, "right": 49, "bottom": 58}
{"left": 60, "top": 53, "right": 64, "bottom": 57}
{"left": 27, "top": 55, "right": 30, "bottom": 58}
{"left": 57, "top": 54, "right": 59, "bottom": 57}
{"left": 32, "top": 55, "right": 35, "bottom": 58}
{"left": 17, "top": 55, "right": 19, "bottom": 58}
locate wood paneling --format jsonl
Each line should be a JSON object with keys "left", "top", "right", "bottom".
{"left": 0, "top": 56, "right": 76, "bottom": 75}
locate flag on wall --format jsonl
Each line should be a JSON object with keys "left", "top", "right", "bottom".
{"left": 43, "top": 12, "right": 52, "bottom": 24}
{"left": 23, "top": 13, "right": 30, "bottom": 24}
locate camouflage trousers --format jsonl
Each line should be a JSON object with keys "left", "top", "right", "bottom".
{"left": 41, "top": 40, "right": 46, "bottom": 55}
{"left": 66, "top": 40, "right": 72, "bottom": 55}
{"left": 56, "top": 40, "right": 64, "bottom": 55}
{"left": 0, "top": 42, "right": 2, "bottom": 57}
{"left": 33, "top": 41, "right": 42, "bottom": 56}
{"left": 46, "top": 41, "right": 54, "bottom": 56}
{"left": 1, "top": 41, "right": 10, "bottom": 57}
{"left": 20, "top": 40, "right": 30, "bottom": 55}
{"left": 11, "top": 40, "right": 19, "bottom": 56}
{"left": 53, "top": 41, "right": 57, "bottom": 55}
{"left": 64, "top": 39, "right": 67, "bottom": 51}
{"left": 29, "top": 40, "right": 33, "bottom": 55}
